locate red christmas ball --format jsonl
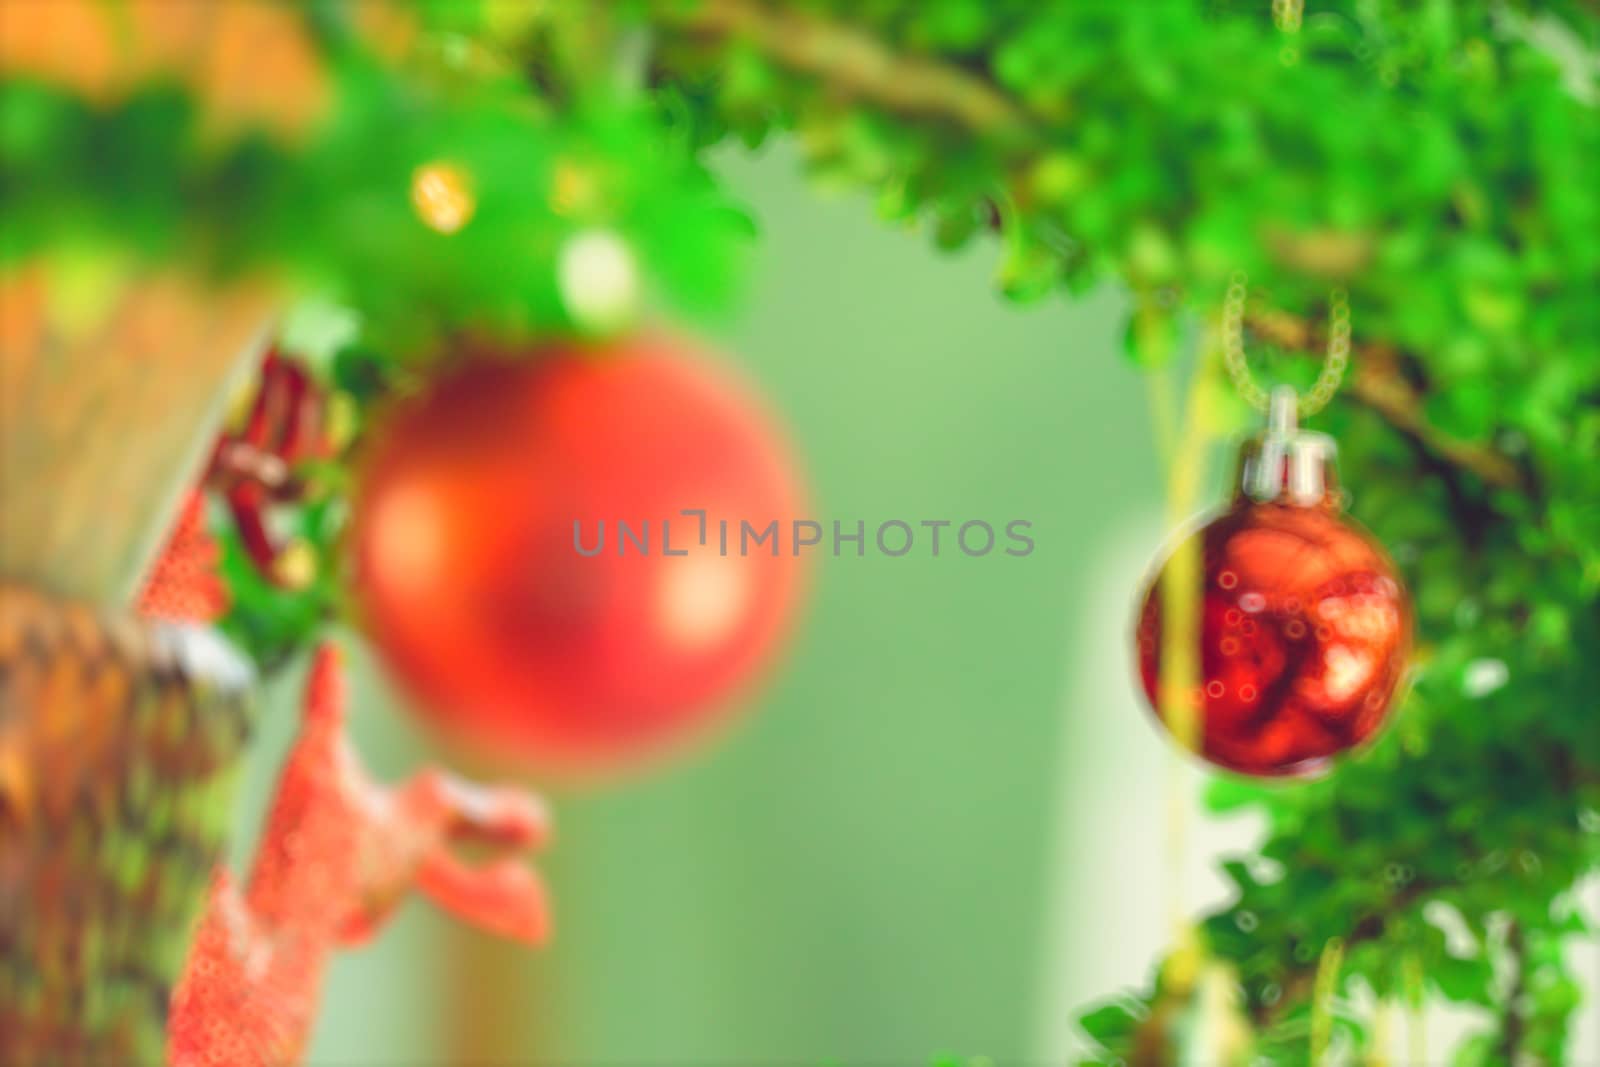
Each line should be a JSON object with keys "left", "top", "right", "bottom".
{"left": 1135, "top": 456, "right": 1410, "bottom": 777}
{"left": 349, "top": 336, "right": 808, "bottom": 777}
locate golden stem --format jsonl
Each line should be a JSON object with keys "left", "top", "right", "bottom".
{"left": 1310, "top": 937, "right": 1347, "bottom": 1064}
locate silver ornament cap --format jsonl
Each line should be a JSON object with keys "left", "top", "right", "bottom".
{"left": 1236, "top": 386, "right": 1340, "bottom": 507}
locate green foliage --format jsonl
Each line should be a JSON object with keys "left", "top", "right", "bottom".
{"left": 0, "top": 13, "right": 747, "bottom": 356}
{"left": 213, "top": 492, "right": 347, "bottom": 674}
{"left": 569, "top": 1, "right": 1598, "bottom": 1061}
{"left": 6, "top": 1, "right": 1598, "bottom": 1061}
{"left": 2, "top": 3, "right": 750, "bottom": 667}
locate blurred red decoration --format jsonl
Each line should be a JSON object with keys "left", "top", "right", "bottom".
{"left": 210, "top": 350, "right": 329, "bottom": 586}
{"left": 349, "top": 336, "right": 809, "bottom": 776}
{"left": 167, "top": 644, "right": 551, "bottom": 1067}
{"left": 1135, "top": 411, "right": 1410, "bottom": 777}
{"left": 138, "top": 492, "right": 229, "bottom": 623}
{"left": 140, "top": 493, "right": 550, "bottom": 1067}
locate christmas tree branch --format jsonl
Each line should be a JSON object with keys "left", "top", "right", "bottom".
{"left": 645, "top": 0, "right": 1530, "bottom": 495}
{"left": 625, "top": 4, "right": 1598, "bottom": 1062}
{"left": 1497, "top": 920, "right": 1528, "bottom": 1064}
{"left": 1250, "top": 880, "right": 1433, "bottom": 1029}
{"left": 1243, "top": 309, "right": 1527, "bottom": 491}
{"left": 645, "top": 0, "right": 1029, "bottom": 138}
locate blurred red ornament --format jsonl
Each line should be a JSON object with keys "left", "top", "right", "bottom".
{"left": 349, "top": 336, "right": 808, "bottom": 776}
{"left": 1135, "top": 393, "right": 1410, "bottom": 777}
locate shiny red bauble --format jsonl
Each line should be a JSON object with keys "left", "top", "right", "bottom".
{"left": 349, "top": 337, "right": 808, "bottom": 777}
{"left": 1135, "top": 469, "right": 1410, "bottom": 778}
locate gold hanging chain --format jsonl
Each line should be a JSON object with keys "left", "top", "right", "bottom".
{"left": 1271, "top": 0, "right": 1304, "bottom": 34}
{"left": 1272, "top": 0, "right": 1304, "bottom": 66}
{"left": 1221, "top": 272, "right": 1350, "bottom": 417}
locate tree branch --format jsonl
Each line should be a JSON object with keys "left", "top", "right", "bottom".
{"left": 1245, "top": 879, "right": 1433, "bottom": 1031}
{"left": 646, "top": 0, "right": 1530, "bottom": 494}
{"left": 647, "top": 0, "right": 1029, "bottom": 137}
{"left": 1246, "top": 309, "right": 1526, "bottom": 491}
{"left": 1498, "top": 920, "right": 1528, "bottom": 1064}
